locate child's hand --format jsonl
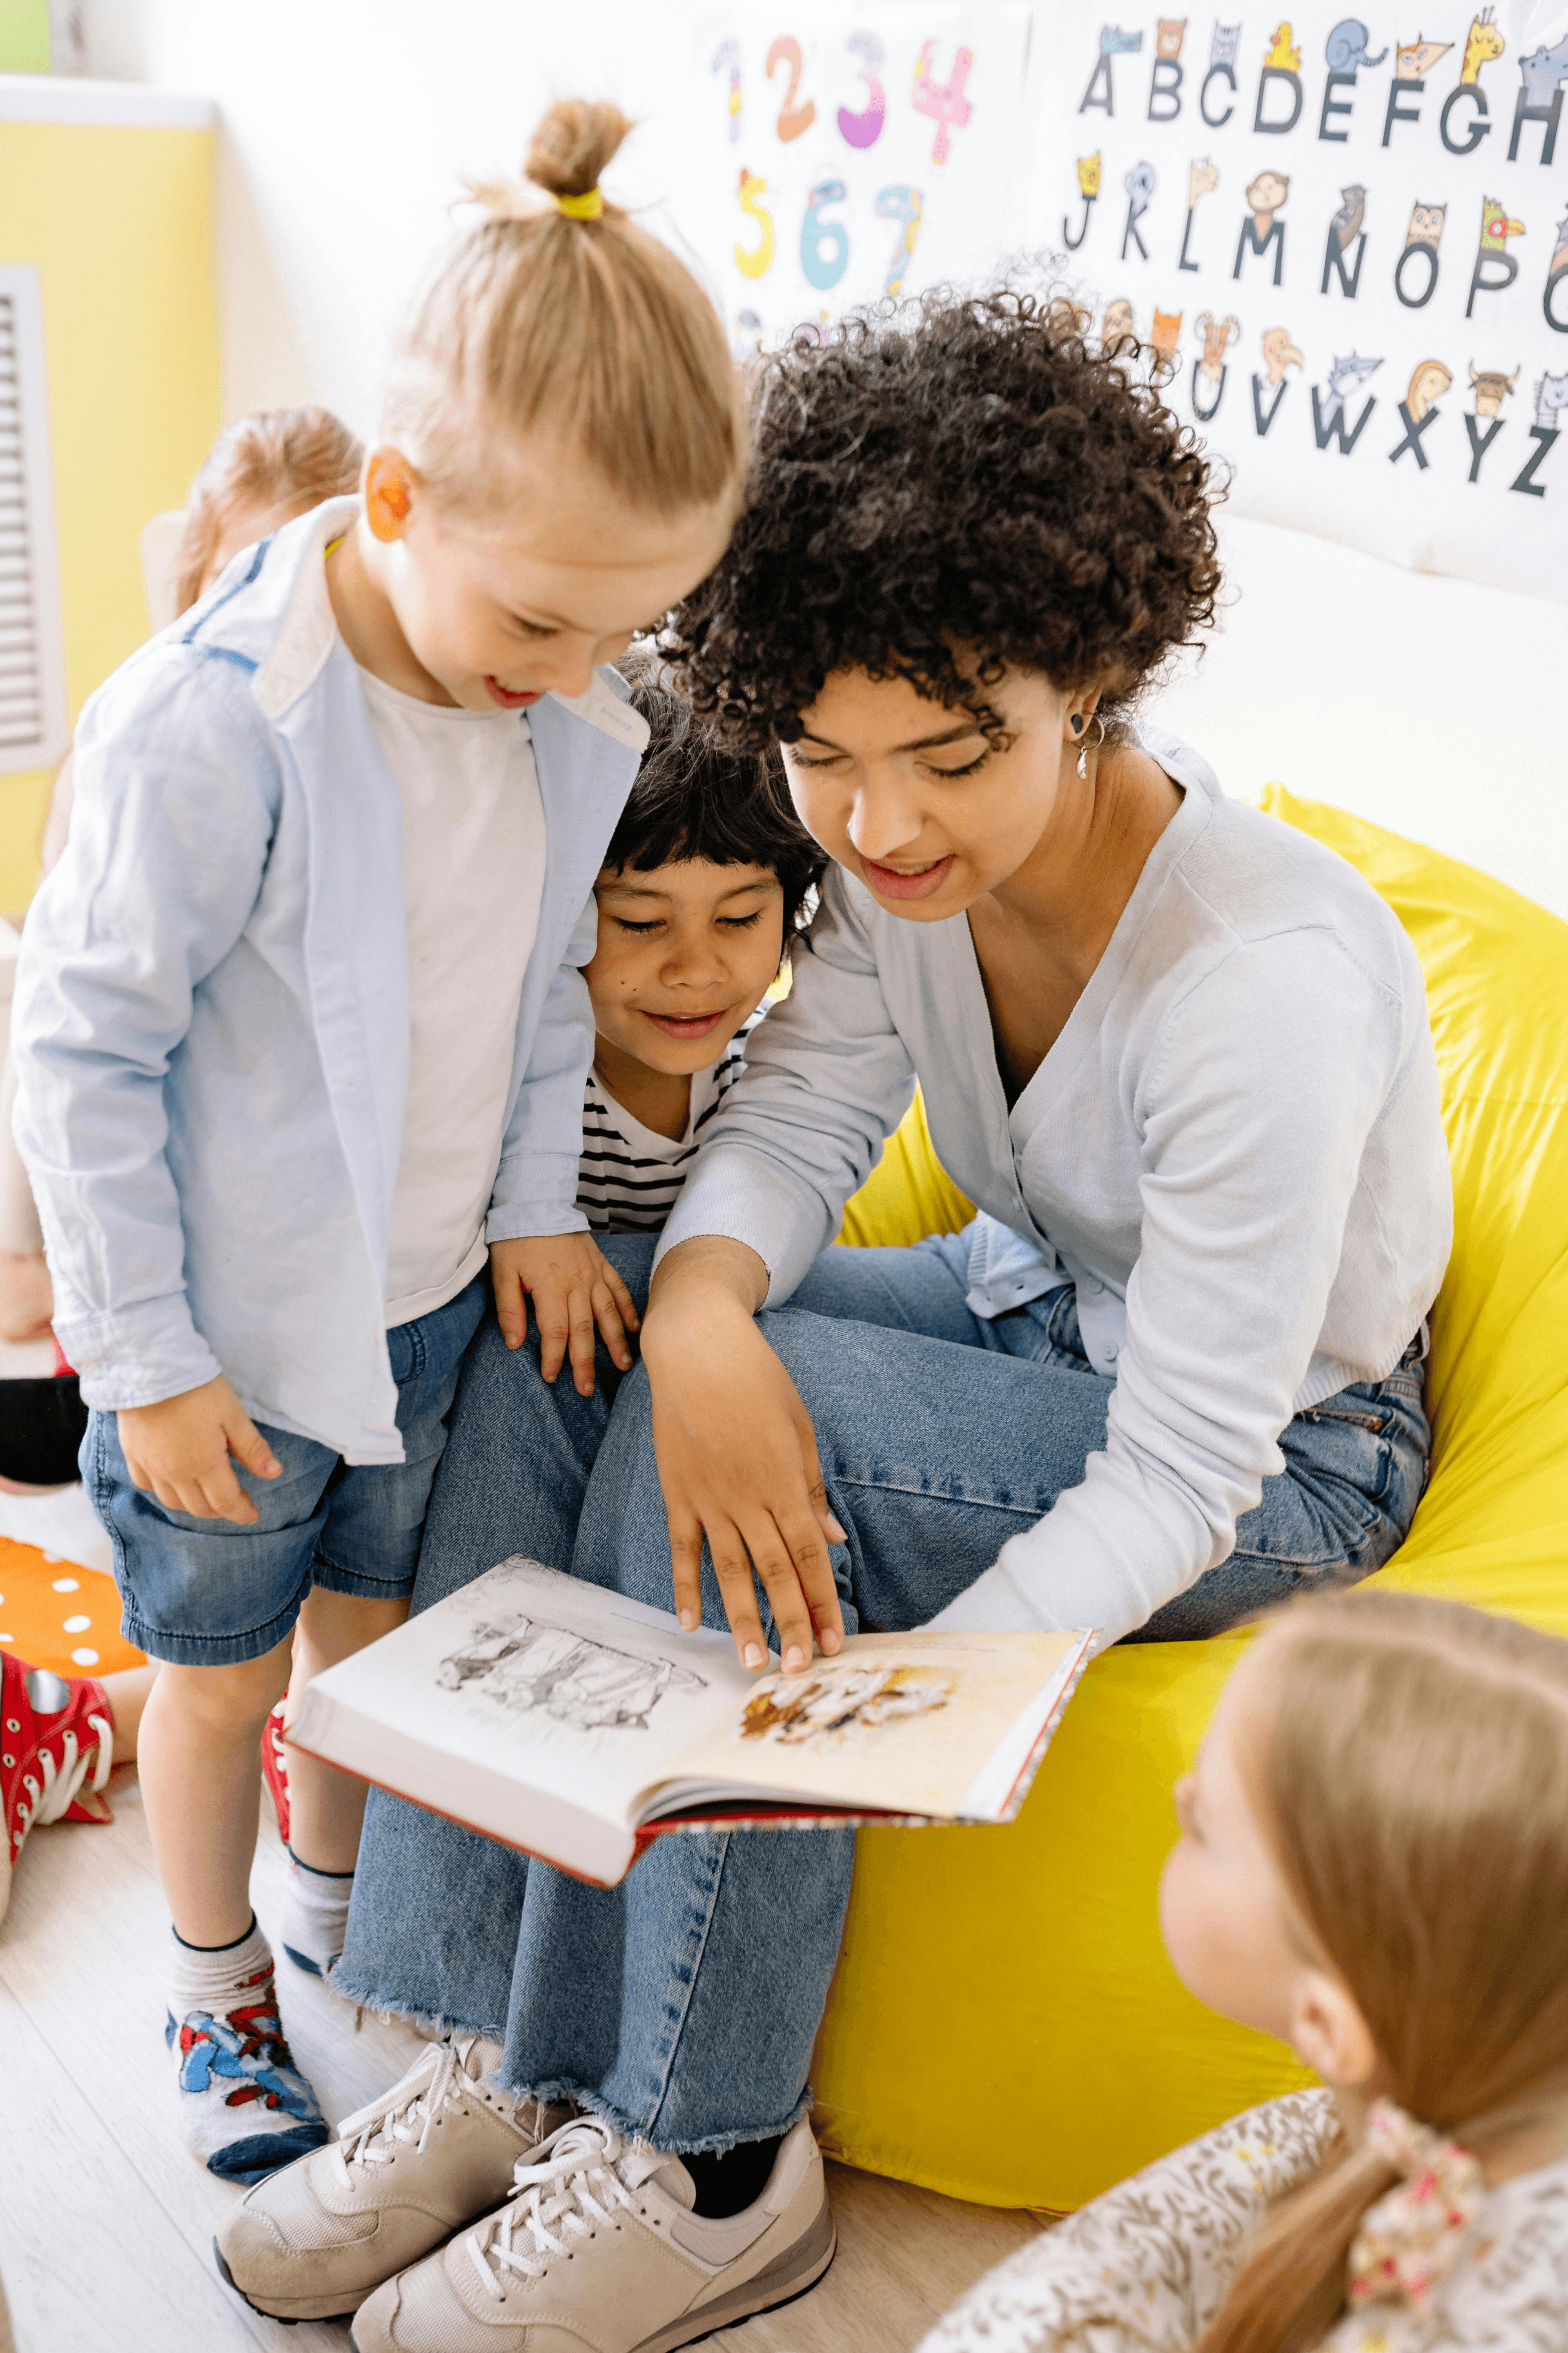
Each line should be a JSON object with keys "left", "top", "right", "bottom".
{"left": 0, "top": 1250, "right": 54, "bottom": 1344}
{"left": 118, "top": 1375, "right": 283, "bottom": 1524}
{"left": 490, "top": 1234, "right": 639, "bottom": 1396}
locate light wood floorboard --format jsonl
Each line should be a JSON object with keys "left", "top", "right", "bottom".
{"left": 0, "top": 1770, "right": 1042, "bottom": 2349}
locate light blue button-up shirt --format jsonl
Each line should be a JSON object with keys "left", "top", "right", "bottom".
{"left": 11, "top": 497, "right": 647, "bottom": 1463}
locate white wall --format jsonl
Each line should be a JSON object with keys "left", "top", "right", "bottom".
{"left": 80, "top": 1, "right": 1566, "bottom": 917}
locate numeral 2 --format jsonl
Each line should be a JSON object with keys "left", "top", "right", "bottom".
{"left": 837, "top": 30, "right": 886, "bottom": 149}
{"left": 767, "top": 35, "right": 816, "bottom": 141}
{"left": 912, "top": 40, "right": 974, "bottom": 165}
{"left": 875, "top": 185, "right": 924, "bottom": 295}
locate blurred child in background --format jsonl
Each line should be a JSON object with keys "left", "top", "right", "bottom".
{"left": 923, "top": 1589, "right": 1568, "bottom": 2353}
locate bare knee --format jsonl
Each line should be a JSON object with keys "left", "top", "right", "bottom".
{"left": 154, "top": 1639, "right": 291, "bottom": 1735}
{"left": 296, "top": 1586, "right": 408, "bottom": 1673}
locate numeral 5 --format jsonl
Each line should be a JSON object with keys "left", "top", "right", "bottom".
{"left": 735, "top": 169, "right": 775, "bottom": 279}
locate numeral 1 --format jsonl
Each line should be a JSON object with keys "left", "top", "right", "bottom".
{"left": 711, "top": 38, "right": 741, "bottom": 142}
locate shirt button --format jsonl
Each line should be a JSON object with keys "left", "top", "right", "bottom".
{"left": 1083, "top": 1278, "right": 1102, "bottom": 1296}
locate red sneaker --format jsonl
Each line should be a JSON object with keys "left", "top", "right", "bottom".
{"left": 261, "top": 1695, "right": 291, "bottom": 1845}
{"left": 2, "top": 1652, "right": 114, "bottom": 1918}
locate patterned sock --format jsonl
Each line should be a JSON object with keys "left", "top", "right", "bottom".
{"left": 280, "top": 1847, "right": 354, "bottom": 1977}
{"left": 167, "top": 1916, "right": 327, "bottom": 2183}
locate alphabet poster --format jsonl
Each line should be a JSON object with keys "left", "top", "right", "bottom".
{"left": 684, "top": 6, "right": 1033, "bottom": 358}
{"left": 1022, "top": 4, "right": 1568, "bottom": 600}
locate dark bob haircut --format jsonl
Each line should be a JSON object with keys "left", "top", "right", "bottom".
{"left": 661, "top": 287, "right": 1222, "bottom": 750}
{"left": 606, "top": 661, "right": 824, "bottom": 933}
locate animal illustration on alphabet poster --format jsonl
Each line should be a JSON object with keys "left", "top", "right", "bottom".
{"left": 1017, "top": 0, "right": 1568, "bottom": 600}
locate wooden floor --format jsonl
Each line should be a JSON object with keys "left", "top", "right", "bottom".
{"left": 0, "top": 1765, "right": 1043, "bottom": 2351}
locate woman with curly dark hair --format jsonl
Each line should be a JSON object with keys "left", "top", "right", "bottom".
{"left": 269, "top": 294, "right": 1451, "bottom": 2346}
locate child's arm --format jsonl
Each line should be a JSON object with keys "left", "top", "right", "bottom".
{"left": 486, "top": 892, "right": 638, "bottom": 1395}
{"left": 11, "top": 653, "right": 286, "bottom": 1512}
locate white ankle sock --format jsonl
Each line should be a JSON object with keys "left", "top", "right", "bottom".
{"left": 167, "top": 1916, "right": 327, "bottom": 2182}
{"left": 169, "top": 1914, "right": 275, "bottom": 2022}
{"left": 281, "top": 1848, "right": 354, "bottom": 1978}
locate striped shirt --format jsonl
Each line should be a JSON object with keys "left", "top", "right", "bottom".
{"left": 576, "top": 1012, "right": 761, "bottom": 1234}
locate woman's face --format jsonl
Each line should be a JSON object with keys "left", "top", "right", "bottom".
{"left": 781, "top": 666, "right": 1087, "bottom": 922}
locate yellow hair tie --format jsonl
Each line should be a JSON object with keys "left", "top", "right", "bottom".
{"left": 556, "top": 187, "right": 604, "bottom": 221}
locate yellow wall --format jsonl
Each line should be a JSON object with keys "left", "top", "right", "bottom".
{"left": 0, "top": 117, "right": 220, "bottom": 910}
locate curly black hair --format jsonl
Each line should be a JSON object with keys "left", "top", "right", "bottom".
{"left": 661, "top": 288, "right": 1221, "bottom": 751}
{"left": 607, "top": 662, "right": 824, "bottom": 933}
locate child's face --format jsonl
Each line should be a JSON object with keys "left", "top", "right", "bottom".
{"left": 782, "top": 665, "right": 1084, "bottom": 924}
{"left": 586, "top": 856, "right": 786, "bottom": 1075}
{"left": 1158, "top": 1653, "right": 1381, "bottom": 2094}
{"left": 362, "top": 443, "right": 732, "bottom": 713}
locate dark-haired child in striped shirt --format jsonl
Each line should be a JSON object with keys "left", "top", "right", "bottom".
{"left": 577, "top": 669, "right": 822, "bottom": 1234}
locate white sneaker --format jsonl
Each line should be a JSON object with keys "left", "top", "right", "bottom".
{"left": 215, "top": 2035, "right": 569, "bottom": 2321}
{"left": 350, "top": 2112, "right": 835, "bottom": 2353}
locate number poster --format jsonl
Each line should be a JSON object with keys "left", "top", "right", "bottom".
{"left": 685, "top": 6, "right": 1033, "bottom": 358}
{"left": 1022, "top": 2, "right": 1568, "bottom": 598}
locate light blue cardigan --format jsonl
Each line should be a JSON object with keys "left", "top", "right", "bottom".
{"left": 11, "top": 497, "right": 647, "bottom": 1463}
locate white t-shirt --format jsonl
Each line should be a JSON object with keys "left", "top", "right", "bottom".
{"left": 577, "top": 1012, "right": 759, "bottom": 1234}
{"left": 360, "top": 671, "right": 547, "bottom": 1326}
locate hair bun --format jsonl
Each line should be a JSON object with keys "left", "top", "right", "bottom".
{"left": 524, "top": 98, "right": 631, "bottom": 202}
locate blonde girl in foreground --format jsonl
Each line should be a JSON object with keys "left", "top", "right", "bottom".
{"left": 925, "top": 1590, "right": 1568, "bottom": 2352}
{"left": 11, "top": 99, "right": 740, "bottom": 2180}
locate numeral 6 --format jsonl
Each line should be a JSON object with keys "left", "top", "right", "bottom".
{"left": 801, "top": 178, "right": 850, "bottom": 291}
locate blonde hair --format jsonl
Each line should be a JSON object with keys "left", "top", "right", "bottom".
{"left": 383, "top": 99, "right": 744, "bottom": 520}
{"left": 175, "top": 405, "right": 364, "bottom": 613}
{"left": 1196, "top": 1590, "right": 1568, "bottom": 2353}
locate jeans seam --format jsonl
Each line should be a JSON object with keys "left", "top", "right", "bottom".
{"left": 644, "top": 1833, "right": 731, "bottom": 2142}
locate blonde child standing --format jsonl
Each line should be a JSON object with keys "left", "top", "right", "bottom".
{"left": 922, "top": 1589, "right": 1568, "bottom": 2353}
{"left": 10, "top": 100, "right": 741, "bottom": 2181}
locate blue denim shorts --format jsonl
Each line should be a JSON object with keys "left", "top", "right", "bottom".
{"left": 83, "top": 1277, "right": 487, "bottom": 1666}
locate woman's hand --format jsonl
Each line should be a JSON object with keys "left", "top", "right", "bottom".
{"left": 490, "top": 1233, "right": 638, "bottom": 1396}
{"left": 641, "top": 1238, "right": 846, "bottom": 1676}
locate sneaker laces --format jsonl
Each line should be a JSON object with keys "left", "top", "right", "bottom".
{"left": 469, "top": 2118, "right": 648, "bottom": 2299}
{"left": 330, "top": 2039, "right": 483, "bottom": 2188}
{"left": 26, "top": 1711, "right": 113, "bottom": 1828}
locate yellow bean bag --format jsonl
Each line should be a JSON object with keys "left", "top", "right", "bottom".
{"left": 812, "top": 788, "right": 1568, "bottom": 2212}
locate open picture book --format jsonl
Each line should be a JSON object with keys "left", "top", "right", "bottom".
{"left": 290, "top": 1557, "right": 1093, "bottom": 1887}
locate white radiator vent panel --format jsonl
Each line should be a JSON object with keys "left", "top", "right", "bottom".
{"left": 0, "top": 267, "right": 67, "bottom": 776}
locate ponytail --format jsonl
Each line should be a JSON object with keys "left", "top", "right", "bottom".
{"left": 1194, "top": 1590, "right": 1568, "bottom": 2353}
{"left": 383, "top": 99, "right": 744, "bottom": 521}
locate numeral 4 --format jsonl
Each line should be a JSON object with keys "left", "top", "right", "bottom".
{"left": 912, "top": 40, "right": 973, "bottom": 165}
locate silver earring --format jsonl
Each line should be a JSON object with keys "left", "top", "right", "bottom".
{"left": 1076, "top": 714, "right": 1105, "bottom": 779}
{"left": 1077, "top": 741, "right": 1088, "bottom": 779}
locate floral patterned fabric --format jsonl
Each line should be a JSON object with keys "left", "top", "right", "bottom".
{"left": 918, "top": 2091, "right": 1568, "bottom": 2353}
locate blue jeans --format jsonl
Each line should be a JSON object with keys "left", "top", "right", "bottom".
{"left": 336, "top": 1232, "right": 1428, "bottom": 2149}
{"left": 84, "top": 1277, "right": 487, "bottom": 1664}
